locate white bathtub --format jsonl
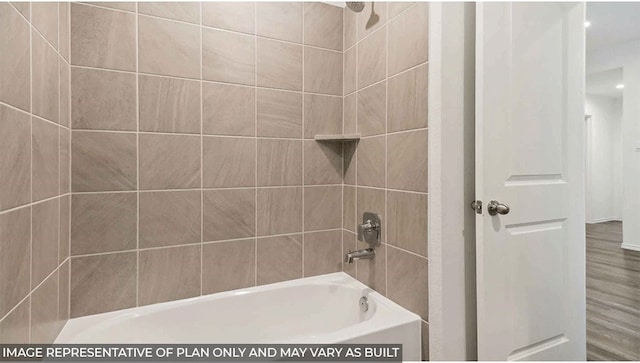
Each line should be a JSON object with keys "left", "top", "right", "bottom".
{"left": 55, "top": 272, "right": 422, "bottom": 360}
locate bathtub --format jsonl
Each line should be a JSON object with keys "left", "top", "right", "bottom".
{"left": 55, "top": 272, "right": 422, "bottom": 360}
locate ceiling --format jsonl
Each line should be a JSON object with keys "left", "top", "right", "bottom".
{"left": 586, "top": 2, "right": 640, "bottom": 52}
{"left": 586, "top": 68, "right": 624, "bottom": 98}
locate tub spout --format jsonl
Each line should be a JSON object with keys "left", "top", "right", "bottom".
{"left": 345, "top": 248, "right": 375, "bottom": 264}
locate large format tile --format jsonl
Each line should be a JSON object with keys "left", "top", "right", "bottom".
{"left": 387, "top": 246, "right": 428, "bottom": 320}
{"left": 139, "top": 246, "right": 201, "bottom": 306}
{"left": 10, "top": 2, "right": 30, "bottom": 20}
{"left": 0, "top": 297, "right": 29, "bottom": 343}
{"left": 70, "top": 4, "right": 136, "bottom": 71}
{"left": 139, "top": 75, "right": 200, "bottom": 134}
{"left": 59, "top": 2, "right": 70, "bottom": 62}
{"left": 387, "top": 129, "right": 427, "bottom": 192}
{"left": 0, "top": 105, "right": 31, "bottom": 211}
{"left": 202, "top": 2, "right": 255, "bottom": 34}
{"left": 257, "top": 234, "right": 302, "bottom": 285}
{"left": 304, "top": 141, "right": 342, "bottom": 185}
{"left": 357, "top": 81, "right": 386, "bottom": 136}
{"left": 357, "top": 135, "right": 385, "bottom": 188}
{"left": 0, "top": 3, "right": 30, "bottom": 111}
{"left": 30, "top": 271, "right": 59, "bottom": 343}
{"left": 358, "top": 27, "right": 386, "bottom": 89}
{"left": 139, "top": 133, "right": 201, "bottom": 190}
{"left": 388, "top": 64, "right": 428, "bottom": 132}
{"left": 139, "top": 191, "right": 201, "bottom": 248}
{"left": 356, "top": 187, "right": 385, "bottom": 238}
{"left": 0, "top": 208, "right": 30, "bottom": 318}
{"left": 344, "top": 93, "right": 357, "bottom": 134}
{"left": 304, "top": 186, "right": 341, "bottom": 231}
{"left": 357, "top": 2, "right": 387, "bottom": 40}
{"left": 257, "top": 187, "right": 302, "bottom": 236}
{"left": 203, "top": 189, "right": 255, "bottom": 242}
{"left": 32, "top": 2, "right": 58, "bottom": 49}
{"left": 356, "top": 241, "right": 385, "bottom": 294}
{"left": 388, "top": 2, "right": 429, "bottom": 76}
{"left": 138, "top": 2, "right": 200, "bottom": 24}
{"left": 304, "top": 230, "right": 342, "bottom": 277}
{"left": 388, "top": 2, "right": 415, "bottom": 18}
{"left": 59, "top": 62, "right": 70, "bottom": 128}
{"left": 71, "top": 67, "right": 136, "bottom": 131}
{"left": 202, "top": 28, "right": 255, "bottom": 86}
{"left": 70, "top": 252, "right": 137, "bottom": 317}
{"left": 304, "top": 2, "right": 342, "bottom": 51}
{"left": 32, "top": 198, "right": 59, "bottom": 288}
{"left": 202, "top": 82, "right": 255, "bottom": 136}
{"left": 71, "top": 192, "right": 136, "bottom": 255}
{"left": 303, "top": 94, "right": 342, "bottom": 138}
{"left": 344, "top": 47, "right": 357, "bottom": 95}
{"left": 342, "top": 230, "right": 356, "bottom": 278}
{"left": 343, "top": 185, "right": 356, "bottom": 231}
{"left": 203, "top": 137, "right": 255, "bottom": 188}
{"left": 86, "top": 2, "right": 136, "bottom": 12}
{"left": 139, "top": 16, "right": 200, "bottom": 79}
{"left": 59, "top": 129, "right": 70, "bottom": 194}
{"left": 58, "top": 261, "right": 69, "bottom": 324}
{"left": 32, "top": 33, "right": 59, "bottom": 123}
{"left": 304, "top": 47, "right": 342, "bottom": 96}
{"left": 202, "top": 239, "right": 255, "bottom": 294}
{"left": 72, "top": 131, "right": 137, "bottom": 192}
{"left": 343, "top": 5, "right": 357, "bottom": 50}
{"left": 32, "top": 117, "right": 59, "bottom": 201}
{"left": 257, "top": 38, "right": 302, "bottom": 91}
{"left": 257, "top": 89, "right": 302, "bottom": 138}
{"left": 256, "top": 2, "right": 302, "bottom": 43}
{"left": 58, "top": 195, "right": 70, "bottom": 262}
{"left": 343, "top": 141, "right": 356, "bottom": 185}
{"left": 387, "top": 191, "right": 428, "bottom": 257}
{"left": 257, "top": 139, "right": 302, "bottom": 186}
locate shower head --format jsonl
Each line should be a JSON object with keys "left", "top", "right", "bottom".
{"left": 346, "top": 2, "right": 365, "bottom": 12}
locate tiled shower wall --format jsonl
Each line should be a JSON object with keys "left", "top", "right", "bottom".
{"left": 0, "top": 3, "right": 71, "bottom": 342}
{"left": 66, "top": 2, "right": 346, "bottom": 318}
{"left": 341, "top": 2, "right": 430, "bottom": 360}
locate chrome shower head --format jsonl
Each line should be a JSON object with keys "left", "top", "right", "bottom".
{"left": 346, "top": 2, "right": 365, "bottom": 12}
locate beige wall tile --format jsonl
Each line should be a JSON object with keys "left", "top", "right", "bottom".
{"left": 388, "top": 2, "right": 415, "bottom": 18}
{"left": 304, "top": 47, "right": 342, "bottom": 95}
{"left": 32, "top": 2, "right": 58, "bottom": 50}
{"left": 203, "top": 189, "right": 255, "bottom": 242}
{"left": 70, "top": 252, "right": 137, "bottom": 317}
{"left": 202, "top": 28, "right": 255, "bottom": 85}
{"left": 304, "top": 141, "right": 342, "bottom": 185}
{"left": 257, "top": 89, "right": 302, "bottom": 138}
{"left": 139, "top": 245, "right": 201, "bottom": 306}
{"left": 304, "top": 94, "right": 342, "bottom": 138}
{"left": 71, "top": 67, "right": 136, "bottom": 131}
{"left": 257, "top": 234, "right": 302, "bottom": 285}
{"left": 257, "top": 187, "right": 302, "bottom": 236}
{"left": 304, "top": 2, "right": 342, "bottom": 51}
{"left": 139, "top": 133, "right": 201, "bottom": 190}
{"left": 388, "top": 2, "right": 428, "bottom": 76}
{"left": 421, "top": 320, "right": 430, "bottom": 360}
{"left": 202, "top": 239, "right": 255, "bottom": 294}
{"left": 344, "top": 47, "right": 357, "bottom": 95}
{"left": 0, "top": 105, "right": 31, "bottom": 211}
{"left": 256, "top": 2, "right": 302, "bottom": 43}
{"left": 0, "top": 4, "right": 30, "bottom": 111}
{"left": 32, "top": 117, "right": 59, "bottom": 201}
{"left": 32, "top": 198, "right": 59, "bottom": 288}
{"left": 257, "top": 139, "right": 302, "bottom": 186}
{"left": 356, "top": 187, "right": 385, "bottom": 238}
{"left": 356, "top": 241, "right": 385, "bottom": 294}
{"left": 357, "top": 2, "right": 386, "bottom": 40}
{"left": 304, "top": 230, "right": 342, "bottom": 276}
{"left": 203, "top": 82, "right": 255, "bottom": 136}
{"left": 139, "top": 16, "right": 200, "bottom": 79}
{"left": 357, "top": 135, "right": 385, "bottom": 188}
{"left": 342, "top": 230, "right": 356, "bottom": 277}
{"left": 89, "top": 2, "right": 136, "bottom": 12}
{"left": 304, "top": 186, "right": 341, "bottom": 231}
{"left": 358, "top": 27, "right": 386, "bottom": 90}
{"left": 343, "top": 185, "right": 355, "bottom": 231}
{"left": 59, "top": 62, "right": 70, "bottom": 128}
{"left": 10, "top": 2, "right": 30, "bottom": 20}
{"left": 30, "top": 271, "right": 59, "bottom": 343}
{"left": 387, "top": 129, "right": 427, "bottom": 192}
{"left": 71, "top": 193, "right": 136, "bottom": 255}
{"left": 388, "top": 63, "right": 428, "bottom": 132}
{"left": 139, "top": 191, "right": 201, "bottom": 249}
{"left": 357, "top": 81, "right": 386, "bottom": 136}
{"left": 0, "top": 208, "right": 30, "bottom": 317}
{"left": 203, "top": 136, "right": 256, "bottom": 188}
{"left": 343, "top": 141, "right": 356, "bottom": 185}
{"left": 71, "top": 131, "right": 137, "bottom": 192}
{"left": 139, "top": 75, "right": 201, "bottom": 134}
{"left": 0, "top": 297, "right": 29, "bottom": 343}
{"left": 32, "top": 34, "right": 59, "bottom": 123}
{"left": 257, "top": 38, "right": 302, "bottom": 91}
{"left": 59, "top": 3, "right": 70, "bottom": 62}
{"left": 387, "top": 246, "right": 428, "bottom": 319}
{"left": 343, "top": 6, "right": 357, "bottom": 50}
{"left": 138, "top": 2, "right": 200, "bottom": 24}
{"left": 344, "top": 93, "right": 357, "bottom": 134}
{"left": 202, "top": 2, "right": 255, "bottom": 34}
{"left": 58, "top": 261, "right": 70, "bottom": 323}
{"left": 59, "top": 129, "right": 70, "bottom": 195}
{"left": 70, "top": 4, "right": 136, "bottom": 71}
{"left": 58, "top": 195, "right": 70, "bottom": 262}
{"left": 388, "top": 191, "right": 427, "bottom": 257}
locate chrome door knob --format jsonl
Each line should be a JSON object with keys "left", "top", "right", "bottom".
{"left": 487, "top": 200, "right": 510, "bottom": 216}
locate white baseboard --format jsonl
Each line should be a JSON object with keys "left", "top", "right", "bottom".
{"left": 621, "top": 243, "right": 640, "bottom": 252}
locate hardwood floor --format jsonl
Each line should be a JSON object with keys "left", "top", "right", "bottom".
{"left": 586, "top": 221, "right": 640, "bottom": 361}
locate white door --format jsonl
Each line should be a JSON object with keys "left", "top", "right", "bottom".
{"left": 476, "top": 2, "right": 586, "bottom": 360}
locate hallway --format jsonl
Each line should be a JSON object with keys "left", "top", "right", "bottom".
{"left": 586, "top": 222, "right": 640, "bottom": 360}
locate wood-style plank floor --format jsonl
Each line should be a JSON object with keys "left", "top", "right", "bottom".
{"left": 586, "top": 221, "right": 640, "bottom": 361}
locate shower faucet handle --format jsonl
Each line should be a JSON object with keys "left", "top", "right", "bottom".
{"left": 357, "top": 212, "right": 381, "bottom": 246}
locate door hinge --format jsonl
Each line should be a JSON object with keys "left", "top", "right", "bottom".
{"left": 471, "top": 200, "right": 482, "bottom": 214}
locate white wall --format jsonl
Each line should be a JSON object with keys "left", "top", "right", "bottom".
{"left": 585, "top": 94, "right": 623, "bottom": 223}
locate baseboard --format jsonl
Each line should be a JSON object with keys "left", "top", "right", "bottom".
{"left": 621, "top": 243, "right": 640, "bottom": 252}
{"left": 591, "top": 217, "right": 622, "bottom": 223}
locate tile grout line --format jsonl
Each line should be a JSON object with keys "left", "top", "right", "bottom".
{"left": 384, "top": 9, "right": 389, "bottom": 296}
{"left": 135, "top": 1, "right": 140, "bottom": 308}
{"left": 28, "top": 1, "right": 33, "bottom": 341}
{"left": 301, "top": 2, "right": 306, "bottom": 279}
{"left": 56, "top": 0, "right": 61, "bottom": 329}
{"left": 199, "top": 0, "right": 204, "bottom": 297}
{"left": 254, "top": 1, "right": 258, "bottom": 287}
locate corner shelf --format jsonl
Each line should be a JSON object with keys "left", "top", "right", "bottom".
{"left": 314, "top": 134, "right": 361, "bottom": 142}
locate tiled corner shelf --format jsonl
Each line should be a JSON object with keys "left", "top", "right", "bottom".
{"left": 314, "top": 134, "right": 361, "bottom": 142}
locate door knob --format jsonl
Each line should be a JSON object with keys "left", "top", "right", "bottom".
{"left": 487, "top": 200, "right": 510, "bottom": 216}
